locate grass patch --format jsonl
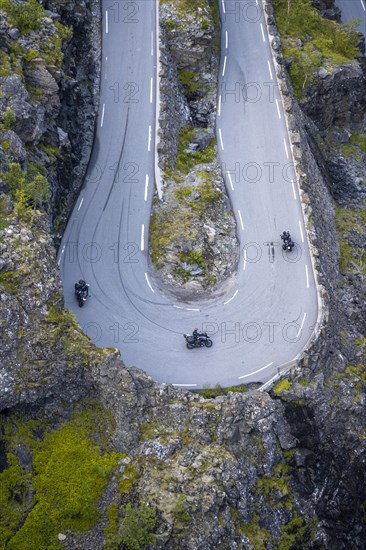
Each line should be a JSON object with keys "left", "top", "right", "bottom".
{"left": 335, "top": 207, "right": 366, "bottom": 276}
{"left": 341, "top": 132, "right": 366, "bottom": 161}
{"left": 198, "top": 384, "right": 248, "bottom": 398}
{"left": 273, "top": 0, "right": 360, "bottom": 97}
{"left": 273, "top": 378, "right": 291, "bottom": 395}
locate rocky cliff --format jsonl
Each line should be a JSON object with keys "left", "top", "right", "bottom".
{"left": 0, "top": 1, "right": 366, "bottom": 549}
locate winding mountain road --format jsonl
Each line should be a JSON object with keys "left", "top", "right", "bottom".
{"left": 59, "top": 0, "right": 319, "bottom": 389}
{"left": 336, "top": 0, "right": 366, "bottom": 32}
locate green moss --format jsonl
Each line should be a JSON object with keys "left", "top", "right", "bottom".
{"left": 118, "top": 463, "right": 139, "bottom": 495}
{"left": 117, "top": 503, "right": 157, "bottom": 549}
{"left": 0, "top": 405, "right": 121, "bottom": 549}
{"left": 173, "top": 494, "right": 191, "bottom": 524}
{"left": 277, "top": 516, "right": 308, "bottom": 549}
{"left": 0, "top": 107, "right": 16, "bottom": 130}
{"left": 0, "top": 51, "right": 12, "bottom": 77}
{"left": 104, "top": 503, "right": 119, "bottom": 550}
{"left": 273, "top": 0, "right": 360, "bottom": 97}
{"left": 238, "top": 512, "right": 272, "bottom": 549}
{"left": 198, "top": 384, "right": 248, "bottom": 398}
{"left": 273, "top": 378, "right": 291, "bottom": 395}
{"left": 335, "top": 208, "right": 366, "bottom": 276}
{"left": 1, "top": 139, "right": 10, "bottom": 151}
{"left": 2, "top": 0, "right": 45, "bottom": 34}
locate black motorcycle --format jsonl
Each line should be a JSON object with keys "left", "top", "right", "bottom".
{"left": 184, "top": 332, "right": 213, "bottom": 349}
{"left": 75, "top": 287, "right": 89, "bottom": 307}
{"left": 281, "top": 231, "right": 294, "bottom": 252}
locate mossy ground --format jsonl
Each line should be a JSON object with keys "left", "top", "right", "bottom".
{"left": 273, "top": 0, "right": 360, "bottom": 97}
{"left": 335, "top": 208, "right": 366, "bottom": 277}
{"left": 0, "top": 404, "right": 122, "bottom": 549}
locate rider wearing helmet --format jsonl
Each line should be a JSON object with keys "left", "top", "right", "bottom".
{"left": 75, "top": 279, "right": 89, "bottom": 296}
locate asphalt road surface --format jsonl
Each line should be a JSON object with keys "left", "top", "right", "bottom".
{"left": 59, "top": 0, "right": 319, "bottom": 389}
{"left": 336, "top": 0, "right": 366, "bottom": 32}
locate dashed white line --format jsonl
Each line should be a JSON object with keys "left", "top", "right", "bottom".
{"left": 239, "top": 362, "right": 274, "bottom": 379}
{"left": 57, "top": 246, "right": 65, "bottom": 265}
{"left": 105, "top": 10, "right": 109, "bottom": 34}
{"left": 298, "top": 220, "right": 304, "bottom": 243}
{"left": 224, "top": 289, "right": 238, "bottom": 305}
{"left": 151, "top": 31, "right": 154, "bottom": 56}
{"left": 101, "top": 103, "right": 105, "bottom": 127}
{"left": 222, "top": 0, "right": 226, "bottom": 13}
{"left": 141, "top": 224, "right": 145, "bottom": 251}
{"left": 219, "top": 128, "right": 224, "bottom": 150}
{"left": 172, "top": 384, "right": 197, "bottom": 387}
{"left": 297, "top": 312, "right": 307, "bottom": 338}
{"left": 144, "top": 174, "right": 149, "bottom": 201}
{"left": 105, "top": 56, "right": 108, "bottom": 79}
{"left": 150, "top": 77, "right": 153, "bottom": 103}
{"left": 78, "top": 198, "right": 84, "bottom": 211}
{"left": 267, "top": 60, "right": 273, "bottom": 80}
{"left": 218, "top": 95, "right": 222, "bottom": 117}
{"left": 361, "top": 0, "right": 365, "bottom": 11}
{"left": 145, "top": 272, "right": 155, "bottom": 293}
{"left": 238, "top": 209, "right": 244, "bottom": 230}
{"left": 283, "top": 138, "right": 289, "bottom": 158}
{"left": 185, "top": 308, "right": 200, "bottom": 311}
{"left": 305, "top": 265, "right": 309, "bottom": 289}
{"left": 148, "top": 125, "right": 152, "bottom": 151}
{"left": 227, "top": 171, "right": 234, "bottom": 191}
{"left": 243, "top": 248, "right": 247, "bottom": 271}
{"left": 291, "top": 179, "right": 297, "bottom": 200}
{"left": 275, "top": 98, "right": 281, "bottom": 119}
{"left": 222, "top": 55, "right": 227, "bottom": 77}
{"left": 260, "top": 23, "right": 266, "bottom": 42}
{"left": 173, "top": 305, "right": 184, "bottom": 309}
{"left": 225, "top": 30, "right": 228, "bottom": 49}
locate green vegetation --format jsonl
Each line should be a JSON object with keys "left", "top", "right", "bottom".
{"left": 273, "top": 378, "right": 291, "bottom": 395}
{"left": 173, "top": 494, "right": 191, "bottom": 524}
{"left": 118, "top": 463, "right": 139, "bottom": 495}
{"left": 336, "top": 362, "right": 366, "bottom": 402}
{"left": 277, "top": 517, "right": 308, "bottom": 549}
{"left": 105, "top": 502, "right": 157, "bottom": 550}
{"left": 178, "top": 69, "right": 203, "bottom": 97}
{"left": 175, "top": 127, "right": 216, "bottom": 174}
{"left": 0, "top": 406, "right": 121, "bottom": 549}
{"left": 273, "top": 0, "right": 360, "bottom": 96}
{"left": 2, "top": 162, "right": 50, "bottom": 210}
{"left": 198, "top": 384, "right": 248, "bottom": 398}
{"left": 0, "top": 107, "right": 16, "bottom": 130}
{"left": 341, "top": 132, "right": 366, "bottom": 161}
{"left": 240, "top": 513, "right": 272, "bottom": 549}
{"left": 335, "top": 207, "right": 366, "bottom": 276}
{"left": 1, "top": 0, "right": 45, "bottom": 34}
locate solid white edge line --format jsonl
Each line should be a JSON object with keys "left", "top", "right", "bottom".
{"left": 150, "top": 77, "right": 153, "bottom": 103}
{"left": 361, "top": 0, "right": 365, "bottom": 11}
{"left": 291, "top": 179, "right": 297, "bottom": 200}
{"left": 267, "top": 59, "right": 273, "bottom": 80}
{"left": 298, "top": 220, "right": 304, "bottom": 243}
{"left": 297, "top": 312, "right": 307, "bottom": 338}
{"left": 148, "top": 125, "right": 152, "bottom": 151}
{"left": 239, "top": 362, "right": 274, "bottom": 379}
{"left": 78, "top": 198, "right": 84, "bottom": 211}
{"left": 225, "top": 30, "right": 228, "bottom": 49}
{"left": 260, "top": 23, "right": 265, "bottom": 42}
{"left": 144, "top": 174, "right": 149, "bottom": 201}
{"left": 145, "top": 272, "right": 155, "bottom": 293}
{"left": 219, "top": 128, "right": 224, "bottom": 150}
{"left": 283, "top": 137, "right": 289, "bottom": 158}
{"left": 141, "top": 224, "right": 145, "bottom": 251}
{"left": 101, "top": 103, "right": 105, "bottom": 127}
{"left": 243, "top": 248, "right": 247, "bottom": 271}
{"left": 275, "top": 98, "right": 281, "bottom": 119}
{"left": 224, "top": 289, "right": 238, "bottom": 305}
{"left": 305, "top": 265, "right": 309, "bottom": 289}
{"left": 57, "top": 246, "right": 65, "bottom": 265}
{"left": 222, "top": 0, "right": 226, "bottom": 14}
{"left": 106, "top": 10, "right": 108, "bottom": 34}
{"left": 172, "top": 384, "right": 198, "bottom": 387}
{"left": 227, "top": 171, "right": 234, "bottom": 190}
{"left": 222, "top": 55, "right": 227, "bottom": 77}
{"left": 238, "top": 209, "right": 244, "bottom": 230}
{"left": 218, "top": 95, "right": 222, "bottom": 117}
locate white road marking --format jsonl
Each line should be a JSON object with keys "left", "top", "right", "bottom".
{"left": 260, "top": 23, "right": 266, "bottom": 42}
{"left": 145, "top": 272, "right": 155, "bottom": 293}
{"left": 151, "top": 31, "right": 154, "bottom": 56}
{"left": 106, "top": 10, "right": 109, "bottom": 34}
{"left": 297, "top": 312, "right": 307, "bottom": 338}
{"left": 150, "top": 77, "right": 153, "bottom": 103}
{"left": 144, "top": 174, "right": 149, "bottom": 201}
{"left": 105, "top": 56, "right": 108, "bottom": 79}
{"left": 275, "top": 98, "right": 281, "bottom": 119}
{"left": 283, "top": 137, "right": 289, "bottom": 158}
{"left": 219, "top": 128, "right": 224, "bottom": 150}
{"left": 185, "top": 308, "right": 200, "bottom": 311}
{"left": 227, "top": 171, "right": 234, "bottom": 190}
{"left": 148, "top": 125, "right": 152, "bottom": 151}
{"left": 298, "top": 220, "right": 304, "bottom": 243}
{"left": 101, "top": 103, "right": 105, "bottom": 127}
{"left": 78, "top": 198, "right": 84, "bottom": 211}
{"left": 305, "top": 265, "right": 309, "bottom": 289}
{"left": 224, "top": 289, "right": 238, "bottom": 305}
{"left": 222, "top": 55, "right": 227, "bottom": 77}
{"left": 141, "top": 224, "right": 145, "bottom": 251}
{"left": 243, "top": 248, "right": 247, "bottom": 271}
{"left": 172, "top": 384, "right": 197, "bottom": 387}
{"left": 361, "top": 0, "right": 365, "bottom": 11}
{"left": 239, "top": 362, "right": 274, "bottom": 379}
{"left": 238, "top": 209, "right": 244, "bottom": 230}
{"left": 291, "top": 179, "right": 297, "bottom": 200}
{"left": 222, "top": 0, "right": 226, "bottom": 14}
{"left": 218, "top": 95, "right": 222, "bottom": 116}
{"left": 173, "top": 305, "right": 184, "bottom": 309}
{"left": 225, "top": 30, "right": 228, "bottom": 49}
{"left": 267, "top": 60, "right": 273, "bottom": 80}
{"left": 57, "top": 245, "right": 65, "bottom": 265}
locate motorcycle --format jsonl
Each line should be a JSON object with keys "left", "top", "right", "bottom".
{"left": 75, "top": 287, "right": 88, "bottom": 307}
{"left": 184, "top": 333, "right": 213, "bottom": 349}
{"left": 281, "top": 232, "right": 294, "bottom": 252}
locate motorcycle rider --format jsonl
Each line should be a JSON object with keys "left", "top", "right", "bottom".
{"left": 281, "top": 231, "right": 291, "bottom": 242}
{"left": 75, "top": 279, "right": 89, "bottom": 296}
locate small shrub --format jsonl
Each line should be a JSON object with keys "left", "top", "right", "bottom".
{"left": 118, "top": 503, "right": 156, "bottom": 550}
{"left": 6, "top": 0, "right": 45, "bottom": 34}
{"left": 1, "top": 107, "right": 16, "bottom": 130}
{"left": 273, "top": 378, "right": 291, "bottom": 394}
